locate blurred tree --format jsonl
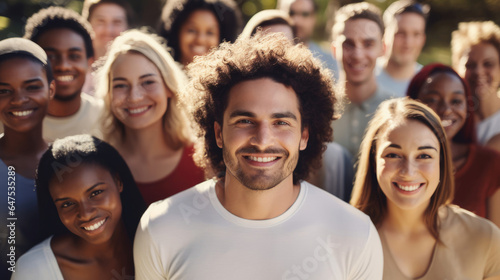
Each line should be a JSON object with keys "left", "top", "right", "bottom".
{"left": 1, "top": 0, "right": 500, "bottom": 65}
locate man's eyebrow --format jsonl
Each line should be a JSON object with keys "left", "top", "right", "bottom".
{"left": 229, "top": 110, "right": 255, "bottom": 118}
{"left": 272, "top": 112, "right": 297, "bottom": 120}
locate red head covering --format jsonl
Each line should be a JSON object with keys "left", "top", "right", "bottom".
{"left": 407, "top": 63, "right": 477, "bottom": 144}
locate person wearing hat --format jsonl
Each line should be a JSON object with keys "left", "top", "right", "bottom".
{"left": 0, "top": 37, "right": 55, "bottom": 279}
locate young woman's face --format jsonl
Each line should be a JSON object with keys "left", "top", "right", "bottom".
{"left": 178, "top": 9, "right": 220, "bottom": 66}
{"left": 49, "top": 164, "right": 123, "bottom": 245}
{"left": 110, "top": 52, "right": 170, "bottom": 131}
{"left": 417, "top": 72, "right": 467, "bottom": 140}
{"left": 376, "top": 119, "right": 440, "bottom": 213}
{"left": 0, "top": 57, "right": 54, "bottom": 132}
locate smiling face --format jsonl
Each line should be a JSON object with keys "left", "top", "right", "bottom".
{"left": 376, "top": 119, "right": 440, "bottom": 212}
{"left": 0, "top": 57, "right": 55, "bottom": 132}
{"left": 458, "top": 42, "right": 500, "bottom": 100}
{"left": 214, "top": 78, "right": 309, "bottom": 190}
{"left": 338, "top": 18, "right": 384, "bottom": 86}
{"left": 110, "top": 52, "right": 170, "bottom": 131}
{"left": 178, "top": 9, "right": 220, "bottom": 66}
{"left": 36, "top": 28, "right": 90, "bottom": 101}
{"left": 49, "top": 163, "right": 123, "bottom": 245}
{"left": 417, "top": 72, "right": 467, "bottom": 140}
{"left": 387, "top": 13, "right": 426, "bottom": 67}
{"left": 88, "top": 3, "right": 128, "bottom": 57}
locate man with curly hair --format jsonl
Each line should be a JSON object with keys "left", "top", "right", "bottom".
{"left": 134, "top": 32, "right": 383, "bottom": 280}
{"left": 23, "top": 7, "right": 104, "bottom": 142}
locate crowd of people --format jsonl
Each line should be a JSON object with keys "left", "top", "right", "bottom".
{"left": 1, "top": 0, "right": 500, "bottom": 279}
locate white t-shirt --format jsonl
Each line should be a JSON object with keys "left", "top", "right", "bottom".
{"left": 477, "top": 110, "right": 500, "bottom": 145}
{"left": 11, "top": 236, "right": 64, "bottom": 280}
{"left": 43, "top": 93, "right": 104, "bottom": 142}
{"left": 134, "top": 180, "right": 383, "bottom": 280}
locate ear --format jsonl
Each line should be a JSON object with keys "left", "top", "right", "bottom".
{"left": 114, "top": 174, "right": 124, "bottom": 193}
{"left": 299, "top": 126, "right": 309, "bottom": 151}
{"left": 48, "top": 80, "right": 56, "bottom": 100}
{"left": 380, "top": 41, "right": 387, "bottom": 57}
{"left": 214, "top": 121, "right": 223, "bottom": 148}
{"left": 330, "top": 42, "right": 336, "bottom": 60}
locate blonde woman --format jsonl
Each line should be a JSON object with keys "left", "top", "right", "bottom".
{"left": 96, "top": 29, "right": 204, "bottom": 205}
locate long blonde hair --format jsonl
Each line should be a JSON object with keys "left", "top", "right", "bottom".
{"left": 96, "top": 29, "right": 192, "bottom": 149}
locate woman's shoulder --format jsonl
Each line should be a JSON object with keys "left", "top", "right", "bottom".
{"left": 439, "top": 205, "right": 500, "bottom": 240}
{"left": 12, "top": 236, "right": 63, "bottom": 280}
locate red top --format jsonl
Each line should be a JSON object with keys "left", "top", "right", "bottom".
{"left": 454, "top": 144, "right": 500, "bottom": 218}
{"left": 136, "top": 145, "right": 205, "bottom": 205}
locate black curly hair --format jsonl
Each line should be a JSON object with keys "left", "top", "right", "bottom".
{"left": 158, "top": 0, "right": 242, "bottom": 62}
{"left": 183, "top": 32, "right": 341, "bottom": 184}
{"left": 24, "top": 6, "right": 95, "bottom": 58}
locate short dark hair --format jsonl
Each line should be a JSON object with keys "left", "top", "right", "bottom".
{"left": 36, "top": 134, "right": 146, "bottom": 241}
{"left": 183, "top": 32, "right": 339, "bottom": 184}
{"left": 82, "top": 0, "right": 135, "bottom": 26}
{"left": 24, "top": 6, "right": 95, "bottom": 58}
{"left": 158, "top": 0, "right": 242, "bottom": 62}
{"left": 332, "top": 2, "right": 385, "bottom": 39}
{"left": 383, "top": 0, "right": 430, "bottom": 27}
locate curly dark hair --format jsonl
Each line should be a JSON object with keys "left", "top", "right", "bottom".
{"left": 158, "top": 0, "right": 242, "bottom": 62}
{"left": 36, "top": 134, "right": 146, "bottom": 241}
{"left": 183, "top": 32, "right": 340, "bottom": 184}
{"left": 24, "top": 6, "right": 95, "bottom": 58}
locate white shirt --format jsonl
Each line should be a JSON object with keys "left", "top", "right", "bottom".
{"left": 134, "top": 180, "right": 383, "bottom": 280}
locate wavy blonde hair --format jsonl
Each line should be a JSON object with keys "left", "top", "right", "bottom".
{"left": 96, "top": 29, "right": 192, "bottom": 149}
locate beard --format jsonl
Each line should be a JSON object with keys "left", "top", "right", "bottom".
{"left": 222, "top": 144, "right": 299, "bottom": 191}
{"left": 53, "top": 89, "right": 81, "bottom": 102}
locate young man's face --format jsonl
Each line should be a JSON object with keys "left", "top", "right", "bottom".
{"left": 214, "top": 78, "right": 309, "bottom": 190}
{"left": 336, "top": 18, "right": 384, "bottom": 86}
{"left": 288, "top": 0, "right": 316, "bottom": 42}
{"left": 36, "top": 28, "right": 90, "bottom": 101}
{"left": 386, "top": 13, "right": 426, "bottom": 67}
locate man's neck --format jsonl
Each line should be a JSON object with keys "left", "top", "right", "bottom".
{"left": 345, "top": 76, "right": 378, "bottom": 105}
{"left": 47, "top": 95, "right": 82, "bottom": 117}
{"left": 384, "top": 58, "right": 418, "bottom": 80}
{"left": 216, "top": 174, "right": 300, "bottom": 220}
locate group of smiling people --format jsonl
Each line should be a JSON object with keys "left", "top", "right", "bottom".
{"left": 1, "top": 0, "right": 500, "bottom": 279}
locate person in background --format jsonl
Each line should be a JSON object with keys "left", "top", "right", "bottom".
{"left": 330, "top": 2, "right": 393, "bottom": 158}
{"left": 407, "top": 63, "right": 500, "bottom": 227}
{"left": 134, "top": 32, "right": 383, "bottom": 280}
{"left": 24, "top": 7, "right": 104, "bottom": 142}
{"left": 376, "top": 0, "right": 429, "bottom": 97}
{"left": 96, "top": 29, "right": 204, "bottom": 205}
{"left": 0, "top": 37, "right": 55, "bottom": 280}
{"left": 240, "top": 9, "right": 295, "bottom": 41}
{"left": 452, "top": 21, "right": 500, "bottom": 152}
{"left": 277, "top": 0, "right": 339, "bottom": 81}
{"left": 351, "top": 98, "right": 500, "bottom": 279}
{"left": 81, "top": 0, "right": 135, "bottom": 96}
{"left": 12, "top": 135, "right": 146, "bottom": 280}
{"left": 158, "top": 0, "right": 242, "bottom": 67}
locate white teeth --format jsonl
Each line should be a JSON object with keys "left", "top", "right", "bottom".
{"left": 12, "top": 110, "right": 34, "bottom": 117}
{"left": 397, "top": 184, "right": 420, "bottom": 192}
{"left": 249, "top": 156, "right": 277, "bottom": 163}
{"left": 192, "top": 46, "right": 208, "bottom": 54}
{"left": 83, "top": 219, "right": 106, "bottom": 231}
{"left": 441, "top": 120, "right": 453, "bottom": 127}
{"left": 128, "top": 106, "right": 149, "bottom": 114}
{"left": 56, "top": 75, "right": 74, "bottom": 82}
